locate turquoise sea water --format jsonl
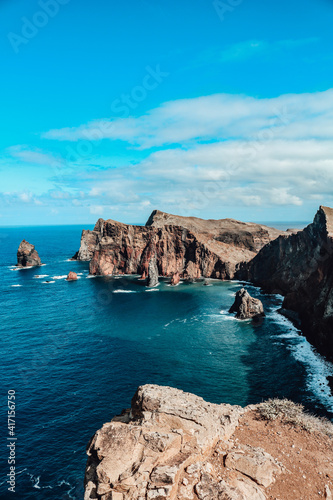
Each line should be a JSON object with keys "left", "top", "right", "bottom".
{"left": 0, "top": 225, "right": 332, "bottom": 499}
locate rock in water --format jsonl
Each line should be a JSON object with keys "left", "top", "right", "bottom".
{"left": 147, "top": 253, "right": 159, "bottom": 287}
{"left": 66, "top": 272, "right": 78, "bottom": 281}
{"left": 16, "top": 240, "right": 42, "bottom": 267}
{"left": 229, "top": 288, "right": 265, "bottom": 319}
{"left": 170, "top": 271, "right": 180, "bottom": 285}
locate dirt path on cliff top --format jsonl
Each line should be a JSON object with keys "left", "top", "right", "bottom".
{"left": 221, "top": 410, "right": 333, "bottom": 500}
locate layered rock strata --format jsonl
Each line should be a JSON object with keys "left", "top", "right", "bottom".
{"left": 74, "top": 210, "right": 285, "bottom": 281}
{"left": 84, "top": 385, "right": 333, "bottom": 500}
{"left": 239, "top": 206, "right": 333, "bottom": 359}
{"left": 16, "top": 240, "right": 42, "bottom": 267}
{"left": 229, "top": 288, "right": 265, "bottom": 320}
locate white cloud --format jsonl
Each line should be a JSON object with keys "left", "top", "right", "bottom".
{"left": 42, "top": 88, "right": 333, "bottom": 151}
{"left": 19, "top": 192, "right": 32, "bottom": 203}
{"left": 216, "top": 38, "right": 318, "bottom": 62}
{"left": 4, "top": 87, "right": 330, "bottom": 219}
{"left": 8, "top": 146, "right": 60, "bottom": 166}
{"left": 89, "top": 205, "right": 104, "bottom": 215}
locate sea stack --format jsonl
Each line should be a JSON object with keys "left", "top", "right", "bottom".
{"left": 147, "top": 253, "right": 159, "bottom": 287}
{"left": 16, "top": 240, "right": 42, "bottom": 267}
{"left": 229, "top": 288, "right": 265, "bottom": 320}
{"left": 170, "top": 271, "right": 180, "bottom": 285}
{"left": 66, "top": 272, "right": 78, "bottom": 281}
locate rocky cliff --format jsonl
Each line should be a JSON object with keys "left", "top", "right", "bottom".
{"left": 84, "top": 384, "right": 333, "bottom": 500}
{"left": 239, "top": 206, "right": 333, "bottom": 360}
{"left": 16, "top": 240, "right": 42, "bottom": 267}
{"left": 74, "top": 210, "right": 285, "bottom": 280}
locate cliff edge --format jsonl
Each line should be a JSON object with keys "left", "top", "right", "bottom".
{"left": 240, "top": 206, "right": 333, "bottom": 359}
{"left": 84, "top": 385, "right": 333, "bottom": 500}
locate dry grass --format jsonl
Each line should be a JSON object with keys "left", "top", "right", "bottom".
{"left": 256, "top": 399, "right": 333, "bottom": 437}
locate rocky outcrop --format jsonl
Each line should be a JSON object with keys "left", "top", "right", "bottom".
{"left": 229, "top": 288, "right": 265, "bottom": 320}
{"left": 239, "top": 206, "right": 333, "bottom": 359}
{"left": 84, "top": 385, "right": 333, "bottom": 500}
{"left": 74, "top": 210, "right": 285, "bottom": 280}
{"left": 170, "top": 272, "right": 180, "bottom": 286}
{"left": 16, "top": 240, "right": 42, "bottom": 267}
{"left": 147, "top": 251, "right": 159, "bottom": 288}
{"left": 66, "top": 271, "right": 78, "bottom": 281}
{"left": 72, "top": 219, "right": 105, "bottom": 261}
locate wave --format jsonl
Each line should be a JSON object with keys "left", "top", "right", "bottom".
{"left": 145, "top": 288, "right": 159, "bottom": 292}
{"left": 11, "top": 266, "right": 32, "bottom": 271}
{"left": 11, "top": 284, "right": 22, "bottom": 287}
{"left": 27, "top": 473, "right": 78, "bottom": 498}
{"left": 270, "top": 308, "right": 333, "bottom": 413}
{"left": 42, "top": 280, "right": 55, "bottom": 284}
{"left": 52, "top": 275, "right": 68, "bottom": 280}
{"left": 33, "top": 274, "right": 48, "bottom": 279}
{"left": 113, "top": 289, "right": 137, "bottom": 293}
{"left": 0, "top": 468, "right": 27, "bottom": 487}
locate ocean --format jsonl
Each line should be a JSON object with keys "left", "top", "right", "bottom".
{"left": 0, "top": 224, "right": 332, "bottom": 499}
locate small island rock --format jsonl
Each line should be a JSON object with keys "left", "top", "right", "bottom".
{"left": 66, "top": 272, "right": 78, "bottom": 281}
{"left": 229, "top": 288, "right": 265, "bottom": 320}
{"left": 17, "top": 240, "right": 42, "bottom": 267}
{"left": 170, "top": 271, "right": 180, "bottom": 286}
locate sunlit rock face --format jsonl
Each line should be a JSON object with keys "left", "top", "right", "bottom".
{"left": 74, "top": 210, "right": 285, "bottom": 281}
{"left": 16, "top": 240, "right": 42, "bottom": 267}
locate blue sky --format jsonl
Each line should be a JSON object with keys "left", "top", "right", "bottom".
{"left": 1, "top": 0, "right": 333, "bottom": 225}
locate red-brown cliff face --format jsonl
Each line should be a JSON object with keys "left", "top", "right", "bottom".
{"left": 239, "top": 206, "right": 333, "bottom": 360}
{"left": 74, "top": 210, "right": 285, "bottom": 280}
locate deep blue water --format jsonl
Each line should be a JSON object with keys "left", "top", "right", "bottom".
{"left": 0, "top": 225, "right": 332, "bottom": 499}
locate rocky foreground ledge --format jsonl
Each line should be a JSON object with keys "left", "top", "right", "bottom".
{"left": 84, "top": 385, "right": 333, "bottom": 500}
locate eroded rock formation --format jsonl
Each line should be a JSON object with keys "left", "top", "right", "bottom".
{"left": 147, "top": 251, "right": 159, "bottom": 288}
{"left": 239, "top": 206, "right": 333, "bottom": 359}
{"left": 74, "top": 210, "right": 285, "bottom": 280}
{"left": 229, "top": 288, "right": 265, "bottom": 320}
{"left": 16, "top": 240, "right": 42, "bottom": 267}
{"left": 84, "top": 385, "right": 333, "bottom": 500}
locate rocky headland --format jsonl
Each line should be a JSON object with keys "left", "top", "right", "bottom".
{"left": 16, "top": 239, "right": 42, "bottom": 267}
{"left": 73, "top": 210, "right": 285, "bottom": 281}
{"left": 84, "top": 384, "right": 333, "bottom": 500}
{"left": 238, "top": 205, "right": 333, "bottom": 360}
{"left": 72, "top": 206, "right": 333, "bottom": 360}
